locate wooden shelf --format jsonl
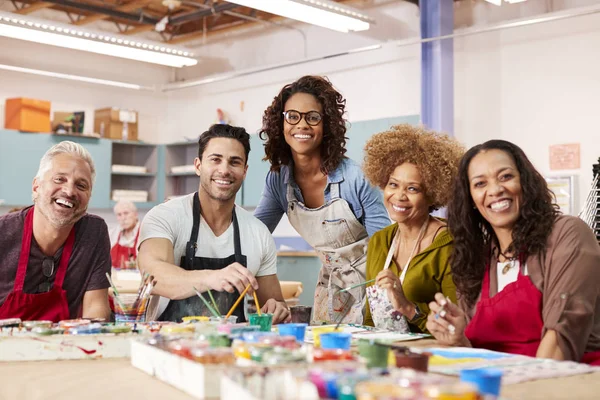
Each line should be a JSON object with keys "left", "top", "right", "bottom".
{"left": 111, "top": 172, "right": 155, "bottom": 177}
{"left": 277, "top": 251, "right": 318, "bottom": 257}
{"left": 167, "top": 172, "right": 196, "bottom": 177}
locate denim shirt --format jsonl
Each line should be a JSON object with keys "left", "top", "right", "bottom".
{"left": 253, "top": 158, "right": 390, "bottom": 237}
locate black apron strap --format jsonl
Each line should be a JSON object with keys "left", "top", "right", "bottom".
{"left": 185, "top": 192, "right": 201, "bottom": 269}
{"left": 232, "top": 208, "right": 245, "bottom": 265}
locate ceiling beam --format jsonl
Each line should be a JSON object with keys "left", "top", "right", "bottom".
{"left": 168, "top": 2, "right": 239, "bottom": 25}
{"left": 123, "top": 24, "right": 155, "bottom": 35}
{"left": 15, "top": 1, "right": 55, "bottom": 14}
{"left": 167, "top": 20, "right": 250, "bottom": 44}
{"left": 42, "top": 0, "right": 159, "bottom": 24}
{"left": 73, "top": 0, "right": 152, "bottom": 26}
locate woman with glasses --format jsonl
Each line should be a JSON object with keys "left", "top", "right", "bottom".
{"left": 254, "top": 75, "right": 390, "bottom": 324}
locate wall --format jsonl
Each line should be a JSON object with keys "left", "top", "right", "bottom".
{"left": 454, "top": 9, "right": 600, "bottom": 214}
{"left": 0, "top": 37, "right": 171, "bottom": 144}
{"left": 166, "top": 1, "right": 600, "bottom": 217}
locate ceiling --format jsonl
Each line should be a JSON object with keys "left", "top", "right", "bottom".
{"left": 5, "top": 0, "right": 381, "bottom": 45}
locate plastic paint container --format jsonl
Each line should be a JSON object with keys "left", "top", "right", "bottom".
{"left": 358, "top": 339, "right": 390, "bottom": 369}
{"left": 320, "top": 332, "right": 352, "bottom": 350}
{"left": 248, "top": 313, "right": 273, "bottom": 332}
{"left": 312, "top": 326, "right": 340, "bottom": 347}
{"left": 313, "top": 348, "right": 354, "bottom": 362}
{"left": 460, "top": 368, "right": 503, "bottom": 399}
{"left": 289, "top": 305, "right": 312, "bottom": 323}
{"left": 209, "top": 315, "right": 238, "bottom": 324}
{"left": 394, "top": 350, "right": 430, "bottom": 372}
{"left": 22, "top": 320, "right": 53, "bottom": 331}
{"left": 277, "top": 323, "right": 308, "bottom": 342}
{"left": 241, "top": 331, "right": 277, "bottom": 343}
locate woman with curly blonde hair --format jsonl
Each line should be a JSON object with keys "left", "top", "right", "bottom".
{"left": 363, "top": 124, "right": 464, "bottom": 333}
{"left": 254, "top": 76, "right": 390, "bottom": 324}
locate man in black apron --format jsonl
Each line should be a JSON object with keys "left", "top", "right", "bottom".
{"left": 138, "top": 124, "right": 290, "bottom": 323}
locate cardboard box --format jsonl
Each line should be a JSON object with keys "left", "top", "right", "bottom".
{"left": 4, "top": 98, "right": 51, "bottom": 132}
{"left": 94, "top": 107, "right": 138, "bottom": 141}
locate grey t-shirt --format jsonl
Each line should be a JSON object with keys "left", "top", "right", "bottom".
{"left": 0, "top": 207, "right": 111, "bottom": 318}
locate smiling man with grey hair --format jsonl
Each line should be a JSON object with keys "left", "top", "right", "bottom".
{"left": 0, "top": 141, "right": 111, "bottom": 322}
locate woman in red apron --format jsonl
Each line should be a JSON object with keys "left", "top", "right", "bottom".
{"left": 0, "top": 207, "right": 73, "bottom": 322}
{"left": 110, "top": 200, "right": 140, "bottom": 269}
{"left": 426, "top": 140, "right": 600, "bottom": 365}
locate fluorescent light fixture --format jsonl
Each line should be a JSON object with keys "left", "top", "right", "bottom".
{"left": 505, "top": 0, "right": 528, "bottom": 3}
{"left": 0, "top": 63, "right": 154, "bottom": 90}
{"left": 0, "top": 11, "right": 197, "bottom": 68}
{"left": 484, "top": 0, "right": 502, "bottom": 5}
{"left": 225, "top": 0, "right": 373, "bottom": 33}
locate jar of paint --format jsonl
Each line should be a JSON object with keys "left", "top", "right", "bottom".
{"left": 248, "top": 313, "right": 273, "bottom": 332}
{"left": 358, "top": 339, "right": 390, "bottom": 369}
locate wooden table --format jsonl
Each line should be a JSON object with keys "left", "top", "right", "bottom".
{"left": 1, "top": 341, "right": 598, "bottom": 400}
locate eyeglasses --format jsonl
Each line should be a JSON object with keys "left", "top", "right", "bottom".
{"left": 282, "top": 110, "right": 322, "bottom": 126}
{"left": 42, "top": 258, "right": 55, "bottom": 278}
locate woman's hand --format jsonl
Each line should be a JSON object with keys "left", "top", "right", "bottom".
{"left": 375, "top": 269, "right": 413, "bottom": 316}
{"left": 426, "top": 293, "right": 471, "bottom": 347}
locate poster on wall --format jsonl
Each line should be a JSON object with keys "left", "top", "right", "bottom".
{"left": 546, "top": 176, "right": 575, "bottom": 215}
{"left": 549, "top": 143, "right": 580, "bottom": 170}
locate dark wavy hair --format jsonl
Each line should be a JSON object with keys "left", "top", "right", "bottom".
{"left": 259, "top": 75, "right": 347, "bottom": 174}
{"left": 448, "top": 140, "right": 560, "bottom": 309}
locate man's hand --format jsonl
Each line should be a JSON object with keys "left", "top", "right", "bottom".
{"left": 261, "top": 298, "right": 291, "bottom": 324}
{"left": 208, "top": 262, "right": 258, "bottom": 294}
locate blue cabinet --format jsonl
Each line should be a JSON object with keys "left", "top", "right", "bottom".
{"left": 0, "top": 130, "right": 111, "bottom": 208}
{"left": 346, "top": 115, "right": 420, "bottom": 164}
{"left": 243, "top": 134, "right": 271, "bottom": 207}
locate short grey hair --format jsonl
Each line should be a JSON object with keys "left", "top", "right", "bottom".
{"left": 113, "top": 200, "right": 137, "bottom": 214}
{"left": 35, "top": 141, "right": 96, "bottom": 185}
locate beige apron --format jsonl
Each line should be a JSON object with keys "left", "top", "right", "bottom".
{"left": 286, "top": 181, "right": 369, "bottom": 324}
{"left": 366, "top": 218, "right": 428, "bottom": 331}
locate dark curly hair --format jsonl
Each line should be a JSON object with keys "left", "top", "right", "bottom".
{"left": 259, "top": 75, "right": 347, "bottom": 174}
{"left": 448, "top": 140, "right": 560, "bottom": 309}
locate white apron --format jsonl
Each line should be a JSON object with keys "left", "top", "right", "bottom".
{"left": 286, "top": 181, "right": 369, "bottom": 324}
{"left": 366, "top": 218, "right": 428, "bottom": 332}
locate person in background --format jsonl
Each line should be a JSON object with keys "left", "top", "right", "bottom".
{"left": 362, "top": 124, "right": 464, "bottom": 333}
{"left": 0, "top": 141, "right": 111, "bottom": 322}
{"left": 254, "top": 75, "right": 390, "bottom": 325}
{"left": 138, "top": 124, "right": 290, "bottom": 323}
{"left": 427, "top": 140, "right": 600, "bottom": 364}
{"left": 110, "top": 200, "right": 141, "bottom": 269}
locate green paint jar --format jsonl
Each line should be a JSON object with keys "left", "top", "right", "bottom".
{"left": 248, "top": 313, "right": 273, "bottom": 332}
{"left": 357, "top": 339, "right": 390, "bottom": 369}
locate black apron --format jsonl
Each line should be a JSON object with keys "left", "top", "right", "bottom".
{"left": 158, "top": 192, "right": 248, "bottom": 322}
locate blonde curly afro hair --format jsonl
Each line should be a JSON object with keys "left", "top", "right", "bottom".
{"left": 363, "top": 124, "right": 465, "bottom": 210}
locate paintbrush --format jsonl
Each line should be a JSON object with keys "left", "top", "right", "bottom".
{"left": 207, "top": 289, "right": 220, "bottom": 315}
{"left": 253, "top": 291, "right": 262, "bottom": 316}
{"left": 134, "top": 279, "right": 156, "bottom": 322}
{"left": 225, "top": 283, "right": 251, "bottom": 319}
{"left": 337, "top": 279, "right": 376, "bottom": 294}
{"left": 192, "top": 286, "right": 221, "bottom": 318}
{"left": 105, "top": 272, "right": 128, "bottom": 312}
{"left": 131, "top": 275, "right": 154, "bottom": 312}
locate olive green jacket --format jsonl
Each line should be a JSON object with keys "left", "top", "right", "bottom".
{"left": 364, "top": 223, "right": 457, "bottom": 333}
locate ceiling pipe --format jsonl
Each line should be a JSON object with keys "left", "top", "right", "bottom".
{"left": 42, "top": 0, "right": 159, "bottom": 24}
{"left": 163, "top": 2, "right": 600, "bottom": 91}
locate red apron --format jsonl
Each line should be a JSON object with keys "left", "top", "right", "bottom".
{"left": 0, "top": 207, "right": 74, "bottom": 322}
{"left": 110, "top": 227, "right": 139, "bottom": 269}
{"left": 465, "top": 261, "right": 600, "bottom": 365}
